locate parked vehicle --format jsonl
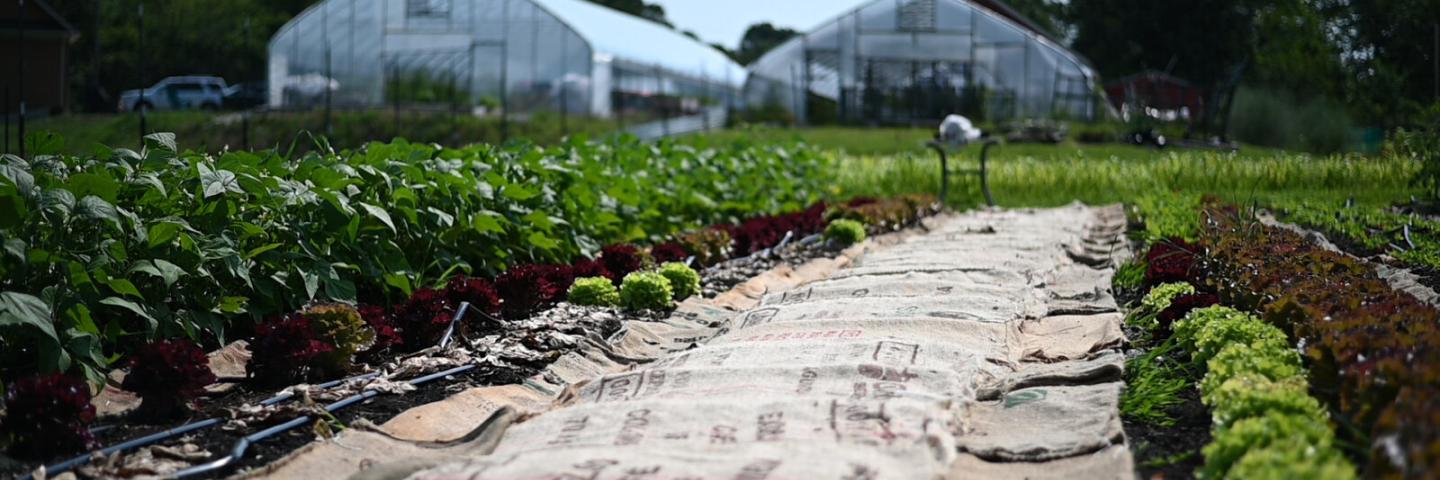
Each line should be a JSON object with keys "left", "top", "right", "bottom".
{"left": 223, "top": 81, "right": 268, "bottom": 110}
{"left": 118, "top": 76, "right": 236, "bottom": 112}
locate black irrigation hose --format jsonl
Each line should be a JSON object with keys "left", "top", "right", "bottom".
{"left": 26, "top": 372, "right": 382, "bottom": 479}
{"left": 172, "top": 364, "right": 477, "bottom": 479}
{"left": 31, "top": 303, "right": 480, "bottom": 478}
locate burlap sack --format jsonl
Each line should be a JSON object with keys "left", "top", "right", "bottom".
{"left": 571, "top": 363, "right": 980, "bottom": 405}
{"left": 403, "top": 442, "right": 949, "bottom": 480}
{"left": 708, "top": 318, "right": 1020, "bottom": 362}
{"left": 729, "top": 295, "right": 1039, "bottom": 331}
{"left": 251, "top": 407, "right": 518, "bottom": 480}
{"left": 957, "top": 383, "right": 1124, "bottom": 462}
{"left": 494, "top": 397, "right": 959, "bottom": 466}
{"left": 948, "top": 443, "right": 1135, "bottom": 479}
{"left": 1018, "top": 313, "right": 1125, "bottom": 363}
{"left": 759, "top": 273, "right": 1043, "bottom": 308}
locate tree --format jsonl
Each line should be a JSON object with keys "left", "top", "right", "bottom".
{"left": 1316, "top": 0, "right": 1440, "bottom": 127}
{"left": 585, "top": 0, "right": 672, "bottom": 28}
{"left": 735, "top": 23, "right": 799, "bottom": 65}
{"left": 1000, "top": 0, "right": 1068, "bottom": 39}
{"left": 1067, "top": 0, "right": 1256, "bottom": 89}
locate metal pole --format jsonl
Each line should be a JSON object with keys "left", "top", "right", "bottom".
{"left": 657, "top": 65, "right": 668, "bottom": 137}
{"left": 499, "top": 0, "right": 509, "bottom": 142}
{"left": 391, "top": 62, "right": 399, "bottom": 137}
{"left": 242, "top": 16, "right": 251, "bottom": 150}
{"left": 323, "top": 4, "right": 333, "bottom": 137}
{"left": 18, "top": 0, "right": 27, "bottom": 157}
{"left": 4, "top": 86, "right": 9, "bottom": 154}
{"left": 1434, "top": 23, "right": 1438, "bottom": 101}
{"left": 137, "top": 1, "right": 146, "bottom": 142}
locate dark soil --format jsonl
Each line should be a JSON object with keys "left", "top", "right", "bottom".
{"left": 1123, "top": 386, "right": 1211, "bottom": 480}
{"left": 700, "top": 235, "right": 843, "bottom": 297}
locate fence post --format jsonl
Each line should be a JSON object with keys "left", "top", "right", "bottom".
{"left": 18, "top": 0, "right": 28, "bottom": 157}
{"left": 136, "top": 1, "right": 145, "bottom": 145}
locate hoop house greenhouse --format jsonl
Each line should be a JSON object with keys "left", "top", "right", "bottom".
{"left": 745, "top": 0, "right": 1106, "bottom": 125}
{"left": 268, "top": 0, "right": 745, "bottom": 134}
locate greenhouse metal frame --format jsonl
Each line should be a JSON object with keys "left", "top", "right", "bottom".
{"left": 745, "top": 0, "right": 1105, "bottom": 125}
{"left": 268, "top": 0, "right": 746, "bottom": 136}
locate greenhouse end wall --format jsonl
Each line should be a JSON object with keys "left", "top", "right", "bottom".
{"left": 267, "top": 0, "right": 744, "bottom": 137}
{"left": 745, "top": 0, "right": 1104, "bottom": 125}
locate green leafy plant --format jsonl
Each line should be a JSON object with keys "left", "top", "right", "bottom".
{"left": 619, "top": 271, "right": 673, "bottom": 311}
{"left": 1175, "top": 306, "right": 1289, "bottom": 364}
{"left": 657, "top": 262, "right": 701, "bottom": 301}
{"left": 301, "top": 303, "right": 376, "bottom": 373}
{"left": 1226, "top": 438, "right": 1355, "bottom": 480}
{"left": 1206, "top": 373, "right": 1326, "bottom": 429}
{"left": 567, "top": 276, "right": 620, "bottom": 307}
{"left": 824, "top": 219, "right": 867, "bottom": 245}
{"left": 1200, "top": 342, "right": 1304, "bottom": 404}
{"left": 1128, "top": 282, "right": 1196, "bottom": 334}
{"left": 1200, "top": 412, "right": 1339, "bottom": 479}
{"left": 1112, "top": 259, "right": 1146, "bottom": 291}
{"left": 0, "top": 134, "right": 832, "bottom": 381}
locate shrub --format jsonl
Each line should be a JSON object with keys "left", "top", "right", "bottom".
{"left": 302, "top": 304, "right": 376, "bottom": 374}
{"left": 650, "top": 242, "right": 689, "bottom": 264}
{"left": 677, "top": 227, "right": 734, "bottom": 266}
{"left": 601, "top": 245, "right": 649, "bottom": 280}
{"left": 247, "top": 314, "right": 336, "bottom": 385}
{"left": 1199, "top": 412, "right": 1339, "bottom": 479}
{"left": 568, "top": 277, "right": 620, "bottom": 307}
{"left": 619, "top": 271, "right": 674, "bottom": 311}
{"left": 1227, "top": 439, "right": 1355, "bottom": 480}
{"left": 825, "top": 219, "right": 867, "bottom": 246}
{"left": 1200, "top": 342, "right": 1304, "bottom": 404}
{"left": 1207, "top": 373, "right": 1327, "bottom": 429}
{"left": 121, "top": 339, "right": 217, "bottom": 417}
{"left": 658, "top": 262, "right": 701, "bottom": 300}
{"left": 1, "top": 373, "right": 96, "bottom": 458}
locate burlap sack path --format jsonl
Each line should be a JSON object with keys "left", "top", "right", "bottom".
{"left": 248, "top": 203, "right": 1134, "bottom": 480}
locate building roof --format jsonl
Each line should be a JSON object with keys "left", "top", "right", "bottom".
{"left": 531, "top": 0, "right": 747, "bottom": 88}
{"left": 0, "top": 0, "right": 79, "bottom": 40}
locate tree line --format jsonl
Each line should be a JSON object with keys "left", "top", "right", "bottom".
{"left": 41, "top": 0, "right": 1440, "bottom": 129}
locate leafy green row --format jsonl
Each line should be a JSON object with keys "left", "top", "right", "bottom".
{"left": 1174, "top": 306, "right": 1354, "bottom": 479}
{"left": 0, "top": 133, "right": 830, "bottom": 383}
{"left": 1273, "top": 200, "right": 1440, "bottom": 270}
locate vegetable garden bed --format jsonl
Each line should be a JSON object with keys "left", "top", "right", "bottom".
{"left": 1118, "top": 195, "right": 1440, "bottom": 478}
{"left": 0, "top": 133, "right": 941, "bottom": 478}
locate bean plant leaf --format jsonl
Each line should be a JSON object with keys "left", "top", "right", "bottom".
{"left": 144, "top": 132, "right": 178, "bottom": 153}
{"left": 99, "top": 297, "right": 158, "bottom": 331}
{"left": 147, "top": 222, "right": 183, "bottom": 248}
{"left": 66, "top": 173, "right": 122, "bottom": 203}
{"left": 0, "top": 162, "right": 36, "bottom": 198}
{"left": 0, "top": 291, "right": 57, "bottom": 343}
{"left": 129, "top": 259, "right": 186, "bottom": 287}
{"left": 76, "top": 195, "right": 122, "bottom": 229}
{"left": 359, "top": 203, "right": 397, "bottom": 232}
{"left": 202, "top": 169, "right": 241, "bottom": 198}
{"left": 106, "top": 278, "right": 145, "bottom": 299}
{"left": 527, "top": 232, "right": 560, "bottom": 250}
{"left": 472, "top": 213, "right": 504, "bottom": 234}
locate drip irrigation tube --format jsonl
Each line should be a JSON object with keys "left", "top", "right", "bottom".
{"left": 172, "top": 364, "right": 476, "bottom": 479}
{"left": 27, "top": 372, "right": 382, "bottom": 479}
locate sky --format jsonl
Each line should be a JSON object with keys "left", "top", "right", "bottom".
{"left": 650, "top": 0, "right": 870, "bottom": 49}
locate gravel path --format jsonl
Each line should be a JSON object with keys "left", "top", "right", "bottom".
{"left": 259, "top": 204, "right": 1134, "bottom": 480}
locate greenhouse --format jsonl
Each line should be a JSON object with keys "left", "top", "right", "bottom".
{"left": 267, "top": 0, "right": 745, "bottom": 131}
{"left": 745, "top": 0, "right": 1106, "bottom": 125}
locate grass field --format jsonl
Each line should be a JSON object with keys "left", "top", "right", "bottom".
{"left": 688, "top": 126, "right": 1414, "bottom": 209}
{"left": 688, "top": 125, "right": 1288, "bottom": 159}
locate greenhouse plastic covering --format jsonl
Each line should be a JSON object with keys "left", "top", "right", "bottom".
{"left": 267, "top": 0, "right": 745, "bottom": 123}
{"left": 745, "top": 0, "right": 1103, "bottom": 124}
